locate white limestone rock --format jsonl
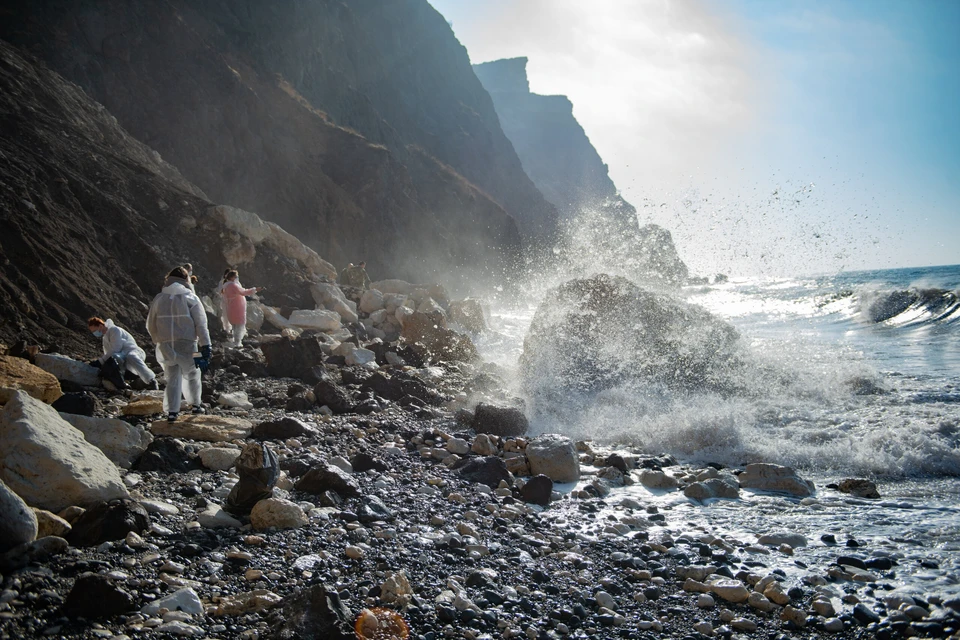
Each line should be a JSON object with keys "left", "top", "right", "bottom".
{"left": 60, "top": 413, "right": 153, "bottom": 469}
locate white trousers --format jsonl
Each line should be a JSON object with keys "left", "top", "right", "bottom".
{"left": 231, "top": 323, "right": 246, "bottom": 346}
{"left": 121, "top": 350, "right": 155, "bottom": 383}
{"left": 157, "top": 342, "right": 201, "bottom": 414}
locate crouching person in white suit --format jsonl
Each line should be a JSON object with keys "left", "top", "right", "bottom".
{"left": 146, "top": 266, "right": 212, "bottom": 422}
{"left": 87, "top": 316, "right": 157, "bottom": 389}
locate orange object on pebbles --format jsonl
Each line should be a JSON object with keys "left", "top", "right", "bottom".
{"left": 354, "top": 607, "right": 409, "bottom": 639}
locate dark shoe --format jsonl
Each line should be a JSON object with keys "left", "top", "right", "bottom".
{"left": 191, "top": 405, "right": 205, "bottom": 415}
{"left": 146, "top": 379, "right": 160, "bottom": 391}
{"left": 167, "top": 412, "right": 178, "bottom": 423}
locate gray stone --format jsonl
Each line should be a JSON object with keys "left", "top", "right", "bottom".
{"left": 526, "top": 433, "right": 579, "bottom": 483}
{"left": 60, "top": 413, "right": 153, "bottom": 469}
{"left": 738, "top": 463, "right": 815, "bottom": 497}
{"left": 837, "top": 478, "right": 880, "bottom": 499}
{"left": 199, "top": 447, "right": 241, "bottom": 471}
{"left": 757, "top": 532, "right": 808, "bottom": 547}
{"left": 34, "top": 353, "right": 101, "bottom": 387}
{"left": 0, "top": 478, "right": 37, "bottom": 552}
{"left": 141, "top": 587, "right": 203, "bottom": 616}
{"left": 0, "top": 392, "right": 128, "bottom": 511}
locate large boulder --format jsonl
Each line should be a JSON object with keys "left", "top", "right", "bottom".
{"left": 0, "top": 355, "right": 62, "bottom": 404}
{"left": 310, "top": 282, "right": 359, "bottom": 324}
{"left": 289, "top": 309, "right": 342, "bottom": 332}
{"left": 472, "top": 404, "right": 528, "bottom": 437}
{"left": 312, "top": 376, "right": 356, "bottom": 414}
{"left": 268, "top": 583, "right": 355, "bottom": 640}
{"left": 399, "top": 311, "right": 478, "bottom": 363}
{"left": 0, "top": 478, "right": 37, "bottom": 552}
{"left": 526, "top": 434, "right": 580, "bottom": 483}
{"left": 261, "top": 335, "right": 328, "bottom": 379}
{"left": 295, "top": 464, "right": 361, "bottom": 499}
{"left": 519, "top": 274, "right": 742, "bottom": 417}
{"left": 34, "top": 353, "right": 101, "bottom": 387}
{"left": 250, "top": 497, "right": 308, "bottom": 530}
{"left": 359, "top": 289, "right": 385, "bottom": 314}
{"left": 448, "top": 299, "right": 487, "bottom": 333}
{"left": 150, "top": 415, "right": 253, "bottom": 442}
{"left": 457, "top": 456, "right": 512, "bottom": 489}
{"left": 737, "top": 463, "right": 815, "bottom": 497}
{"left": 52, "top": 391, "right": 100, "bottom": 416}
{"left": 60, "top": 413, "right": 154, "bottom": 469}
{"left": 0, "top": 392, "right": 128, "bottom": 511}
{"left": 253, "top": 417, "right": 318, "bottom": 440}
{"left": 66, "top": 499, "right": 150, "bottom": 546}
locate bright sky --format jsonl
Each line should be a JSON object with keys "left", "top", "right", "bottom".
{"left": 429, "top": 0, "right": 960, "bottom": 277}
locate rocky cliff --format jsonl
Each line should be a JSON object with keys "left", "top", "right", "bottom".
{"left": 0, "top": 41, "right": 324, "bottom": 354}
{"left": 474, "top": 57, "right": 689, "bottom": 286}
{"left": 0, "top": 0, "right": 537, "bottom": 283}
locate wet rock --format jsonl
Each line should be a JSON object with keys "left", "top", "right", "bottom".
{"left": 261, "top": 335, "right": 328, "bottom": 380}
{"left": 639, "top": 469, "right": 680, "bottom": 490}
{"left": 853, "top": 603, "right": 881, "bottom": 625}
{"left": 66, "top": 499, "right": 149, "bottom": 546}
{"left": 151, "top": 414, "right": 253, "bottom": 442}
{"left": 448, "top": 298, "right": 487, "bottom": 333}
{"left": 526, "top": 434, "right": 579, "bottom": 483}
{"left": 0, "top": 355, "right": 63, "bottom": 404}
{"left": 254, "top": 417, "right": 318, "bottom": 440}
{"left": 737, "top": 463, "right": 815, "bottom": 497}
{"left": 520, "top": 475, "right": 553, "bottom": 506}
{"left": 312, "top": 376, "right": 355, "bottom": 414}
{"left": 357, "top": 495, "right": 394, "bottom": 523}
{"left": 133, "top": 437, "right": 202, "bottom": 473}
{"left": 226, "top": 443, "right": 280, "bottom": 515}
{"left": 52, "top": 391, "right": 100, "bottom": 416}
{"left": 141, "top": 587, "right": 204, "bottom": 616}
{"left": 296, "top": 464, "right": 361, "bottom": 498}
{"left": 199, "top": 447, "right": 241, "bottom": 471}
{"left": 0, "top": 392, "right": 128, "bottom": 511}
{"left": 60, "top": 413, "right": 153, "bottom": 469}
{"left": 268, "top": 583, "right": 355, "bottom": 640}
{"left": 457, "top": 456, "right": 512, "bottom": 488}
{"left": 0, "top": 478, "right": 37, "bottom": 552}
{"left": 837, "top": 478, "right": 881, "bottom": 499}
{"left": 399, "top": 310, "right": 478, "bottom": 362}
{"left": 63, "top": 572, "right": 135, "bottom": 618}
{"left": 34, "top": 353, "right": 101, "bottom": 387}
{"left": 684, "top": 477, "right": 739, "bottom": 501}
{"left": 472, "top": 403, "right": 528, "bottom": 437}
{"left": 758, "top": 532, "right": 807, "bottom": 547}
{"left": 251, "top": 498, "right": 308, "bottom": 530}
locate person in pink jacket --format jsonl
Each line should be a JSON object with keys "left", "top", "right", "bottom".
{"left": 221, "top": 270, "right": 262, "bottom": 347}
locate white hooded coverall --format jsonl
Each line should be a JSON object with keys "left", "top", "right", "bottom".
{"left": 146, "top": 279, "right": 212, "bottom": 414}
{"left": 99, "top": 319, "right": 155, "bottom": 384}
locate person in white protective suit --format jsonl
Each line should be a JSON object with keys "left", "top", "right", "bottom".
{"left": 87, "top": 317, "right": 158, "bottom": 389}
{"left": 146, "top": 266, "right": 213, "bottom": 422}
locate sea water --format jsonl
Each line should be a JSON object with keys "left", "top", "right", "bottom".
{"left": 476, "top": 263, "right": 960, "bottom": 598}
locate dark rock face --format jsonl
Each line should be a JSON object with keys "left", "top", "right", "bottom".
{"left": 520, "top": 274, "right": 743, "bottom": 416}
{"left": 268, "top": 583, "right": 354, "bottom": 640}
{"left": 472, "top": 404, "right": 529, "bottom": 438}
{"left": 0, "top": 40, "right": 313, "bottom": 355}
{"left": 253, "top": 417, "right": 317, "bottom": 441}
{"left": 457, "top": 457, "right": 512, "bottom": 489}
{"left": 312, "top": 377, "right": 356, "bottom": 415}
{"left": 63, "top": 573, "right": 135, "bottom": 618}
{"left": 295, "top": 465, "right": 361, "bottom": 499}
{"left": 350, "top": 452, "right": 388, "bottom": 474}
{"left": 362, "top": 371, "right": 439, "bottom": 406}
{"left": 51, "top": 392, "right": 100, "bottom": 417}
{"left": 261, "top": 337, "right": 327, "bottom": 381}
{"left": 520, "top": 475, "right": 553, "bottom": 506}
{"left": 134, "top": 438, "right": 202, "bottom": 474}
{"left": 474, "top": 57, "right": 688, "bottom": 287}
{"left": 66, "top": 500, "right": 150, "bottom": 547}
{"left": 0, "top": 0, "right": 542, "bottom": 288}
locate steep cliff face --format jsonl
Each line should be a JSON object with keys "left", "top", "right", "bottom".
{"left": 473, "top": 57, "right": 627, "bottom": 220}
{"left": 0, "top": 41, "right": 322, "bottom": 355}
{"left": 0, "top": 0, "right": 528, "bottom": 284}
{"left": 474, "top": 57, "right": 689, "bottom": 286}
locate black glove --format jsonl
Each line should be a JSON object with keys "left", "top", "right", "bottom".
{"left": 88, "top": 359, "right": 101, "bottom": 368}
{"left": 200, "top": 344, "right": 212, "bottom": 360}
